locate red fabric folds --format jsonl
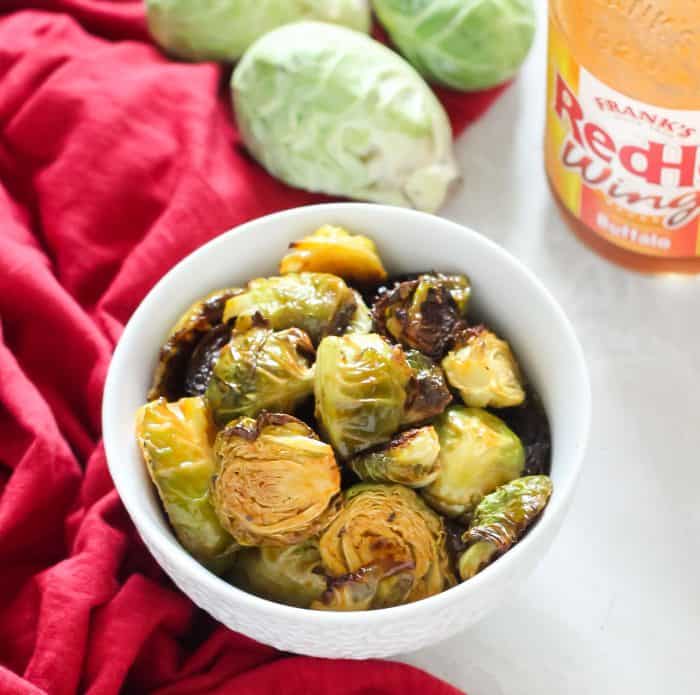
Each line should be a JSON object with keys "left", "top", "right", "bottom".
{"left": 0, "top": 4, "right": 506, "bottom": 693}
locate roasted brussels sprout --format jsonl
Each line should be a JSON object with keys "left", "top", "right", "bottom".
{"left": 146, "top": 0, "right": 371, "bottom": 62}
{"left": 135, "top": 397, "right": 237, "bottom": 572}
{"left": 211, "top": 413, "right": 341, "bottom": 546}
{"left": 233, "top": 22, "right": 459, "bottom": 213}
{"left": 344, "top": 291, "right": 373, "bottom": 335}
{"left": 279, "top": 225, "right": 388, "bottom": 285}
{"left": 372, "top": 274, "right": 470, "bottom": 359}
{"left": 422, "top": 406, "right": 525, "bottom": 518}
{"left": 149, "top": 288, "right": 240, "bottom": 401}
{"left": 314, "top": 333, "right": 412, "bottom": 459}
{"left": 372, "top": 0, "right": 536, "bottom": 91}
{"left": 312, "top": 484, "right": 454, "bottom": 610}
{"left": 222, "top": 273, "right": 356, "bottom": 345}
{"left": 458, "top": 475, "right": 552, "bottom": 580}
{"left": 229, "top": 540, "right": 326, "bottom": 608}
{"left": 403, "top": 349, "right": 452, "bottom": 425}
{"left": 442, "top": 326, "right": 525, "bottom": 408}
{"left": 349, "top": 426, "right": 440, "bottom": 488}
{"left": 205, "top": 326, "right": 314, "bottom": 426}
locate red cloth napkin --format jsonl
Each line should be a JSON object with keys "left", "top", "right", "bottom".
{"left": 0, "top": 4, "right": 507, "bottom": 694}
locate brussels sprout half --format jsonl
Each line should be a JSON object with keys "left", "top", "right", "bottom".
{"left": 211, "top": 413, "right": 341, "bottom": 547}
{"left": 205, "top": 326, "right": 315, "bottom": 427}
{"left": 233, "top": 21, "right": 459, "bottom": 213}
{"left": 349, "top": 426, "right": 441, "bottom": 488}
{"left": 222, "top": 273, "right": 357, "bottom": 345}
{"left": 403, "top": 349, "right": 452, "bottom": 425}
{"left": 442, "top": 325, "right": 525, "bottom": 408}
{"left": 280, "top": 225, "right": 388, "bottom": 285}
{"left": 422, "top": 406, "right": 525, "bottom": 518}
{"left": 146, "top": 0, "right": 371, "bottom": 62}
{"left": 135, "top": 397, "right": 237, "bottom": 573}
{"left": 314, "top": 333, "right": 412, "bottom": 459}
{"left": 372, "top": 0, "right": 536, "bottom": 91}
{"left": 313, "top": 483, "right": 455, "bottom": 610}
{"left": 459, "top": 475, "right": 552, "bottom": 580}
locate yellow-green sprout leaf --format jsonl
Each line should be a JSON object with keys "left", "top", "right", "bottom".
{"left": 314, "top": 333, "right": 412, "bottom": 459}
{"left": 205, "top": 326, "right": 314, "bottom": 427}
{"left": 211, "top": 413, "right": 341, "bottom": 546}
{"left": 349, "top": 426, "right": 441, "bottom": 488}
{"left": 232, "top": 22, "right": 459, "bottom": 213}
{"left": 442, "top": 326, "right": 525, "bottom": 409}
{"left": 222, "top": 273, "right": 357, "bottom": 345}
{"left": 422, "top": 406, "right": 525, "bottom": 517}
{"left": 459, "top": 475, "right": 552, "bottom": 580}
{"left": 344, "top": 291, "right": 374, "bottom": 336}
{"left": 135, "top": 397, "right": 237, "bottom": 573}
{"left": 146, "top": 0, "right": 371, "bottom": 62}
{"left": 228, "top": 540, "right": 327, "bottom": 608}
{"left": 372, "top": 0, "right": 536, "bottom": 91}
{"left": 279, "top": 225, "right": 388, "bottom": 285}
{"left": 312, "top": 483, "right": 454, "bottom": 610}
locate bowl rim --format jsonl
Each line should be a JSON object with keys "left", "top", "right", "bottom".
{"left": 102, "top": 202, "right": 591, "bottom": 625}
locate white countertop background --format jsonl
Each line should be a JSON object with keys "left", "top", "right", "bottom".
{"left": 399, "top": 2, "right": 700, "bottom": 693}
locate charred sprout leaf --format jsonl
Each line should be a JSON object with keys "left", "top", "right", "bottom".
{"left": 205, "top": 327, "right": 314, "bottom": 427}
{"left": 211, "top": 413, "right": 341, "bottom": 546}
{"left": 372, "top": 273, "right": 470, "bottom": 359}
{"left": 149, "top": 288, "right": 240, "bottom": 401}
{"left": 314, "top": 333, "right": 412, "bottom": 459}
{"left": 135, "top": 397, "right": 237, "bottom": 573}
{"left": 222, "top": 273, "right": 356, "bottom": 345}
{"left": 312, "top": 483, "right": 455, "bottom": 610}
{"left": 279, "top": 225, "right": 388, "bottom": 285}
{"left": 349, "top": 426, "right": 440, "bottom": 488}
{"left": 183, "top": 323, "right": 231, "bottom": 397}
{"left": 343, "top": 291, "right": 374, "bottom": 336}
{"left": 403, "top": 349, "right": 452, "bottom": 425}
{"left": 228, "top": 540, "right": 326, "bottom": 608}
{"left": 442, "top": 326, "right": 525, "bottom": 408}
{"left": 458, "top": 475, "right": 552, "bottom": 580}
{"left": 422, "top": 406, "right": 525, "bottom": 518}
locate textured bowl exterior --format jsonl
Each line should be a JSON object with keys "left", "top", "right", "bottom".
{"left": 103, "top": 204, "right": 590, "bottom": 659}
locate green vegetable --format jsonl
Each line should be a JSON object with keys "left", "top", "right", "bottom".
{"left": 232, "top": 21, "right": 459, "bottom": 213}
{"left": 229, "top": 540, "right": 327, "bottom": 608}
{"left": 349, "top": 426, "right": 441, "bottom": 488}
{"left": 211, "top": 413, "right": 341, "bottom": 546}
{"left": 344, "top": 291, "right": 374, "bottom": 335}
{"left": 422, "top": 406, "right": 525, "bottom": 517}
{"left": 146, "top": 0, "right": 371, "bottom": 62}
{"left": 372, "top": 0, "right": 536, "bottom": 91}
{"left": 459, "top": 475, "right": 552, "bottom": 579}
{"left": 205, "top": 326, "right": 315, "bottom": 426}
{"left": 403, "top": 349, "right": 452, "bottom": 425}
{"left": 314, "top": 333, "right": 412, "bottom": 459}
{"left": 135, "top": 397, "right": 237, "bottom": 572}
{"left": 313, "top": 483, "right": 454, "bottom": 610}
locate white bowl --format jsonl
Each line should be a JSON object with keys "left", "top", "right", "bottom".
{"left": 102, "top": 203, "right": 590, "bottom": 659}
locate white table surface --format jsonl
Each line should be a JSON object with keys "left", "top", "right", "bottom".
{"left": 399, "top": 2, "right": 700, "bottom": 693}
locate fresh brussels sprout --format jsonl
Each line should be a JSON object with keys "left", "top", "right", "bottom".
{"left": 372, "top": 274, "right": 470, "bottom": 359}
{"left": 211, "top": 413, "right": 341, "bottom": 546}
{"left": 149, "top": 288, "right": 240, "bottom": 401}
{"left": 222, "top": 273, "right": 356, "bottom": 345}
{"left": 146, "top": 0, "right": 371, "bottom": 62}
{"left": 233, "top": 22, "right": 459, "bottom": 213}
{"left": 279, "top": 225, "right": 388, "bottom": 285}
{"left": 372, "top": 0, "right": 536, "bottom": 91}
{"left": 458, "top": 475, "right": 552, "bottom": 580}
{"left": 205, "top": 326, "right": 314, "bottom": 426}
{"left": 349, "top": 426, "right": 441, "bottom": 488}
{"left": 314, "top": 334, "right": 412, "bottom": 459}
{"left": 135, "top": 397, "right": 237, "bottom": 572}
{"left": 344, "top": 291, "right": 373, "bottom": 335}
{"left": 442, "top": 326, "right": 525, "bottom": 408}
{"left": 312, "top": 484, "right": 454, "bottom": 610}
{"left": 229, "top": 540, "right": 326, "bottom": 608}
{"left": 422, "top": 406, "right": 525, "bottom": 518}
{"left": 403, "top": 349, "right": 452, "bottom": 425}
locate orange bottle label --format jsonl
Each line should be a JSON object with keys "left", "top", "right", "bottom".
{"left": 546, "top": 16, "right": 700, "bottom": 258}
